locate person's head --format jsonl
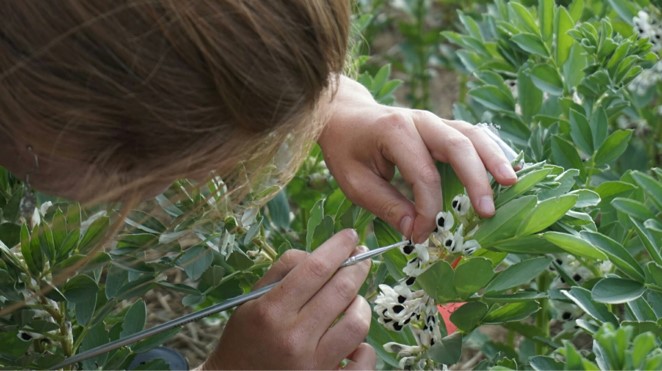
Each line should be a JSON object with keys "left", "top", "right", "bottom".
{"left": 0, "top": 0, "right": 350, "bottom": 203}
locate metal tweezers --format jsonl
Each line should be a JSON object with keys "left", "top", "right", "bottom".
{"left": 53, "top": 240, "right": 409, "bottom": 369}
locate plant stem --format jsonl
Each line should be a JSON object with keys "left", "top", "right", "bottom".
{"left": 535, "top": 271, "right": 551, "bottom": 355}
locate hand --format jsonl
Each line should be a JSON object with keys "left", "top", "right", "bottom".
{"left": 318, "top": 76, "right": 518, "bottom": 243}
{"left": 201, "top": 229, "right": 377, "bottom": 370}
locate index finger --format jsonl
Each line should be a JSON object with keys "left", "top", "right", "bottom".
{"left": 263, "top": 229, "right": 359, "bottom": 311}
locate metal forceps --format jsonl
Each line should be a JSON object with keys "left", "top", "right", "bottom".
{"left": 53, "top": 240, "right": 410, "bottom": 369}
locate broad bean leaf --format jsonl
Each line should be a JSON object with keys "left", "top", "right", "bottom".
{"left": 591, "top": 277, "right": 646, "bottom": 304}
{"left": 485, "top": 256, "right": 552, "bottom": 293}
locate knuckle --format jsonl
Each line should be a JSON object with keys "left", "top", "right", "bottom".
{"left": 279, "top": 249, "right": 307, "bottom": 268}
{"left": 345, "top": 310, "right": 371, "bottom": 340}
{"left": 251, "top": 301, "right": 279, "bottom": 329}
{"left": 445, "top": 134, "right": 473, "bottom": 152}
{"left": 377, "top": 198, "right": 403, "bottom": 221}
{"left": 416, "top": 163, "right": 441, "bottom": 187}
{"left": 377, "top": 111, "right": 410, "bottom": 131}
{"left": 334, "top": 276, "right": 359, "bottom": 302}
{"left": 305, "top": 255, "right": 332, "bottom": 280}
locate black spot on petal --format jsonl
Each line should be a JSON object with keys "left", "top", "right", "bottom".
{"left": 19, "top": 332, "right": 32, "bottom": 341}
{"left": 393, "top": 305, "right": 405, "bottom": 314}
{"left": 398, "top": 295, "right": 406, "bottom": 304}
{"left": 573, "top": 273, "right": 582, "bottom": 282}
{"left": 406, "top": 276, "right": 416, "bottom": 286}
{"left": 436, "top": 215, "right": 445, "bottom": 227}
{"left": 403, "top": 244, "right": 415, "bottom": 254}
{"left": 393, "top": 322, "right": 403, "bottom": 331}
{"left": 562, "top": 311, "right": 572, "bottom": 320}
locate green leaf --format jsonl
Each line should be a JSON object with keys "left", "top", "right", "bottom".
{"left": 518, "top": 67, "right": 544, "bottom": 122}
{"left": 468, "top": 85, "right": 515, "bottom": 112}
{"left": 495, "top": 168, "right": 552, "bottom": 207}
{"left": 591, "top": 277, "right": 646, "bottom": 304}
{"left": 595, "top": 181, "right": 636, "bottom": 199}
{"left": 555, "top": 7, "right": 575, "bottom": 65}
{"left": 631, "top": 171, "right": 662, "bottom": 210}
{"left": 454, "top": 258, "right": 494, "bottom": 298}
{"left": 647, "top": 262, "right": 662, "bottom": 289}
{"left": 512, "top": 33, "right": 549, "bottom": 57}
{"left": 20, "top": 224, "right": 38, "bottom": 275}
{"left": 539, "top": 0, "right": 554, "bottom": 42}
{"left": 120, "top": 300, "right": 146, "bottom": 339}
{"left": 450, "top": 302, "right": 489, "bottom": 332}
{"left": 311, "top": 215, "right": 335, "bottom": 251}
{"left": 78, "top": 216, "right": 110, "bottom": 254}
{"left": 80, "top": 322, "right": 110, "bottom": 370}
{"left": 509, "top": 2, "right": 539, "bottom": 34}
{"left": 581, "top": 230, "right": 645, "bottom": 282}
{"left": 63, "top": 275, "right": 98, "bottom": 325}
{"left": 483, "top": 290, "right": 548, "bottom": 303}
{"left": 563, "top": 44, "right": 587, "bottom": 88}
{"left": 627, "top": 295, "right": 658, "bottom": 321}
{"left": 569, "top": 109, "right": 593, "bottom": 154}
{"left": 563, "top": 287, "right": 618, "bottom": 325}
{"left": 517, "top": 195, "right": 577, "bottom": 236}
{"left": 266, "top": 190, "right": 291, "bottom": 229}
{"left": 475, "top": 196, "right": 537, "bottom": 246}
{"left": 594, "top": 129, "right": 633, "bottom": 165}
{"left": 425, "top": 332, "right": 463, "bottom": 365}
{"left": 568, "top": 189, "right": 601, "bottom": 208}
{"left": 612, "top": 198, "right": 656, "bottom": 221}
{"left": 0, "top": 222, "right": 20, "bottom": 248}
{"left": 131, "top": 328, "right": 180, "bottom": 353}
{"left": 606, "top": 0, "right": 638, "bottom": 22}
{"left": 542, "top": 231, "right": 607, "bottom": 260}
{"left": 418, "top": 261, "right": 457, "bottom": 302}
{"left": 568, "top": 0, "right": 585, "bottom": 22}
{"left": 531, "top": 64, "right": 564, "bottom": 95}
{"left": 551, "top": 135, "right": 583, "bottom": 171}
{"left": 483, "top": 301, "right": 540, "bottom": 323}
{"left": 589, "top": 107, "right": 609, "bottom": 151}
{"left": 306, "top": 199, "right": 324, "bottom": 251}
{"left": 176, "top": 245, "right": 213, "bottom": 281}
{"left": 491, "top": 235, "right": 565, "bottom": 254}
{"left": 530, "top": 356, "right": 564, "bottom": 371}
{"left": 485, "top": 256, "right": 552, "bottom": 293}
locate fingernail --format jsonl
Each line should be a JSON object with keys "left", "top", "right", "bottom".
{"left": 348, "top": 228, "right": 358, "bottom": 242}
{"left": 479, "top": 196, "right": 495, "bottom": 216}
{"left": 497, "top": 163, "right": 517, "bottom": 180}
{"left": 400, "top": 216, "right": 413, "bottom": 237}
{"left": 357, "top": 245, "right": 369, "bottom": 253}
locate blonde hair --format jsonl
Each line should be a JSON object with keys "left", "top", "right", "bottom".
{"left": 0, "top": 0, "right": 350, "bottom": 204}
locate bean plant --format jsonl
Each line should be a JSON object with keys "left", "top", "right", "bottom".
{"left": 1, "top": 0, "right": 662, "bottom": 370}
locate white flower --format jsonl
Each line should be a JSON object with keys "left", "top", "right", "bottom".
{"left": 403, "top": 256, "right": 425, "bottom": 277}
{"left": 438, "top": 230, "right": 456, "bottom": 252}
{"left": 462, "top": 240, "right": 481, "bottom": 255}
{"left": 451, "top": 194, "right": 471, "bottom": 215}
{"left": 384, "top": 342, "right": 422, "bottom": 357}
{"left": 413, "top": 243, "right": 430, "bottom": 262}
{"left": 435, "top": 211, "right": 454, "bottom": 232}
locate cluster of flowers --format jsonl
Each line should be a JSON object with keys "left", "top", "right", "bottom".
{"left": 634, "top": 10, "right": 662, "bottom": 52}
{"left": 629, "top": 10, "right": 662, "bottom": 96}
{"left": 548, "top": 254, "right": 612, "bottom": 327}
{"left": 375, "top": 194, "right": 482, "bottom": 369}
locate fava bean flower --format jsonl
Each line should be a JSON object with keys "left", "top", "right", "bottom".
{"left": 376, "top": 192, "right": 484, "bottom": 369}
